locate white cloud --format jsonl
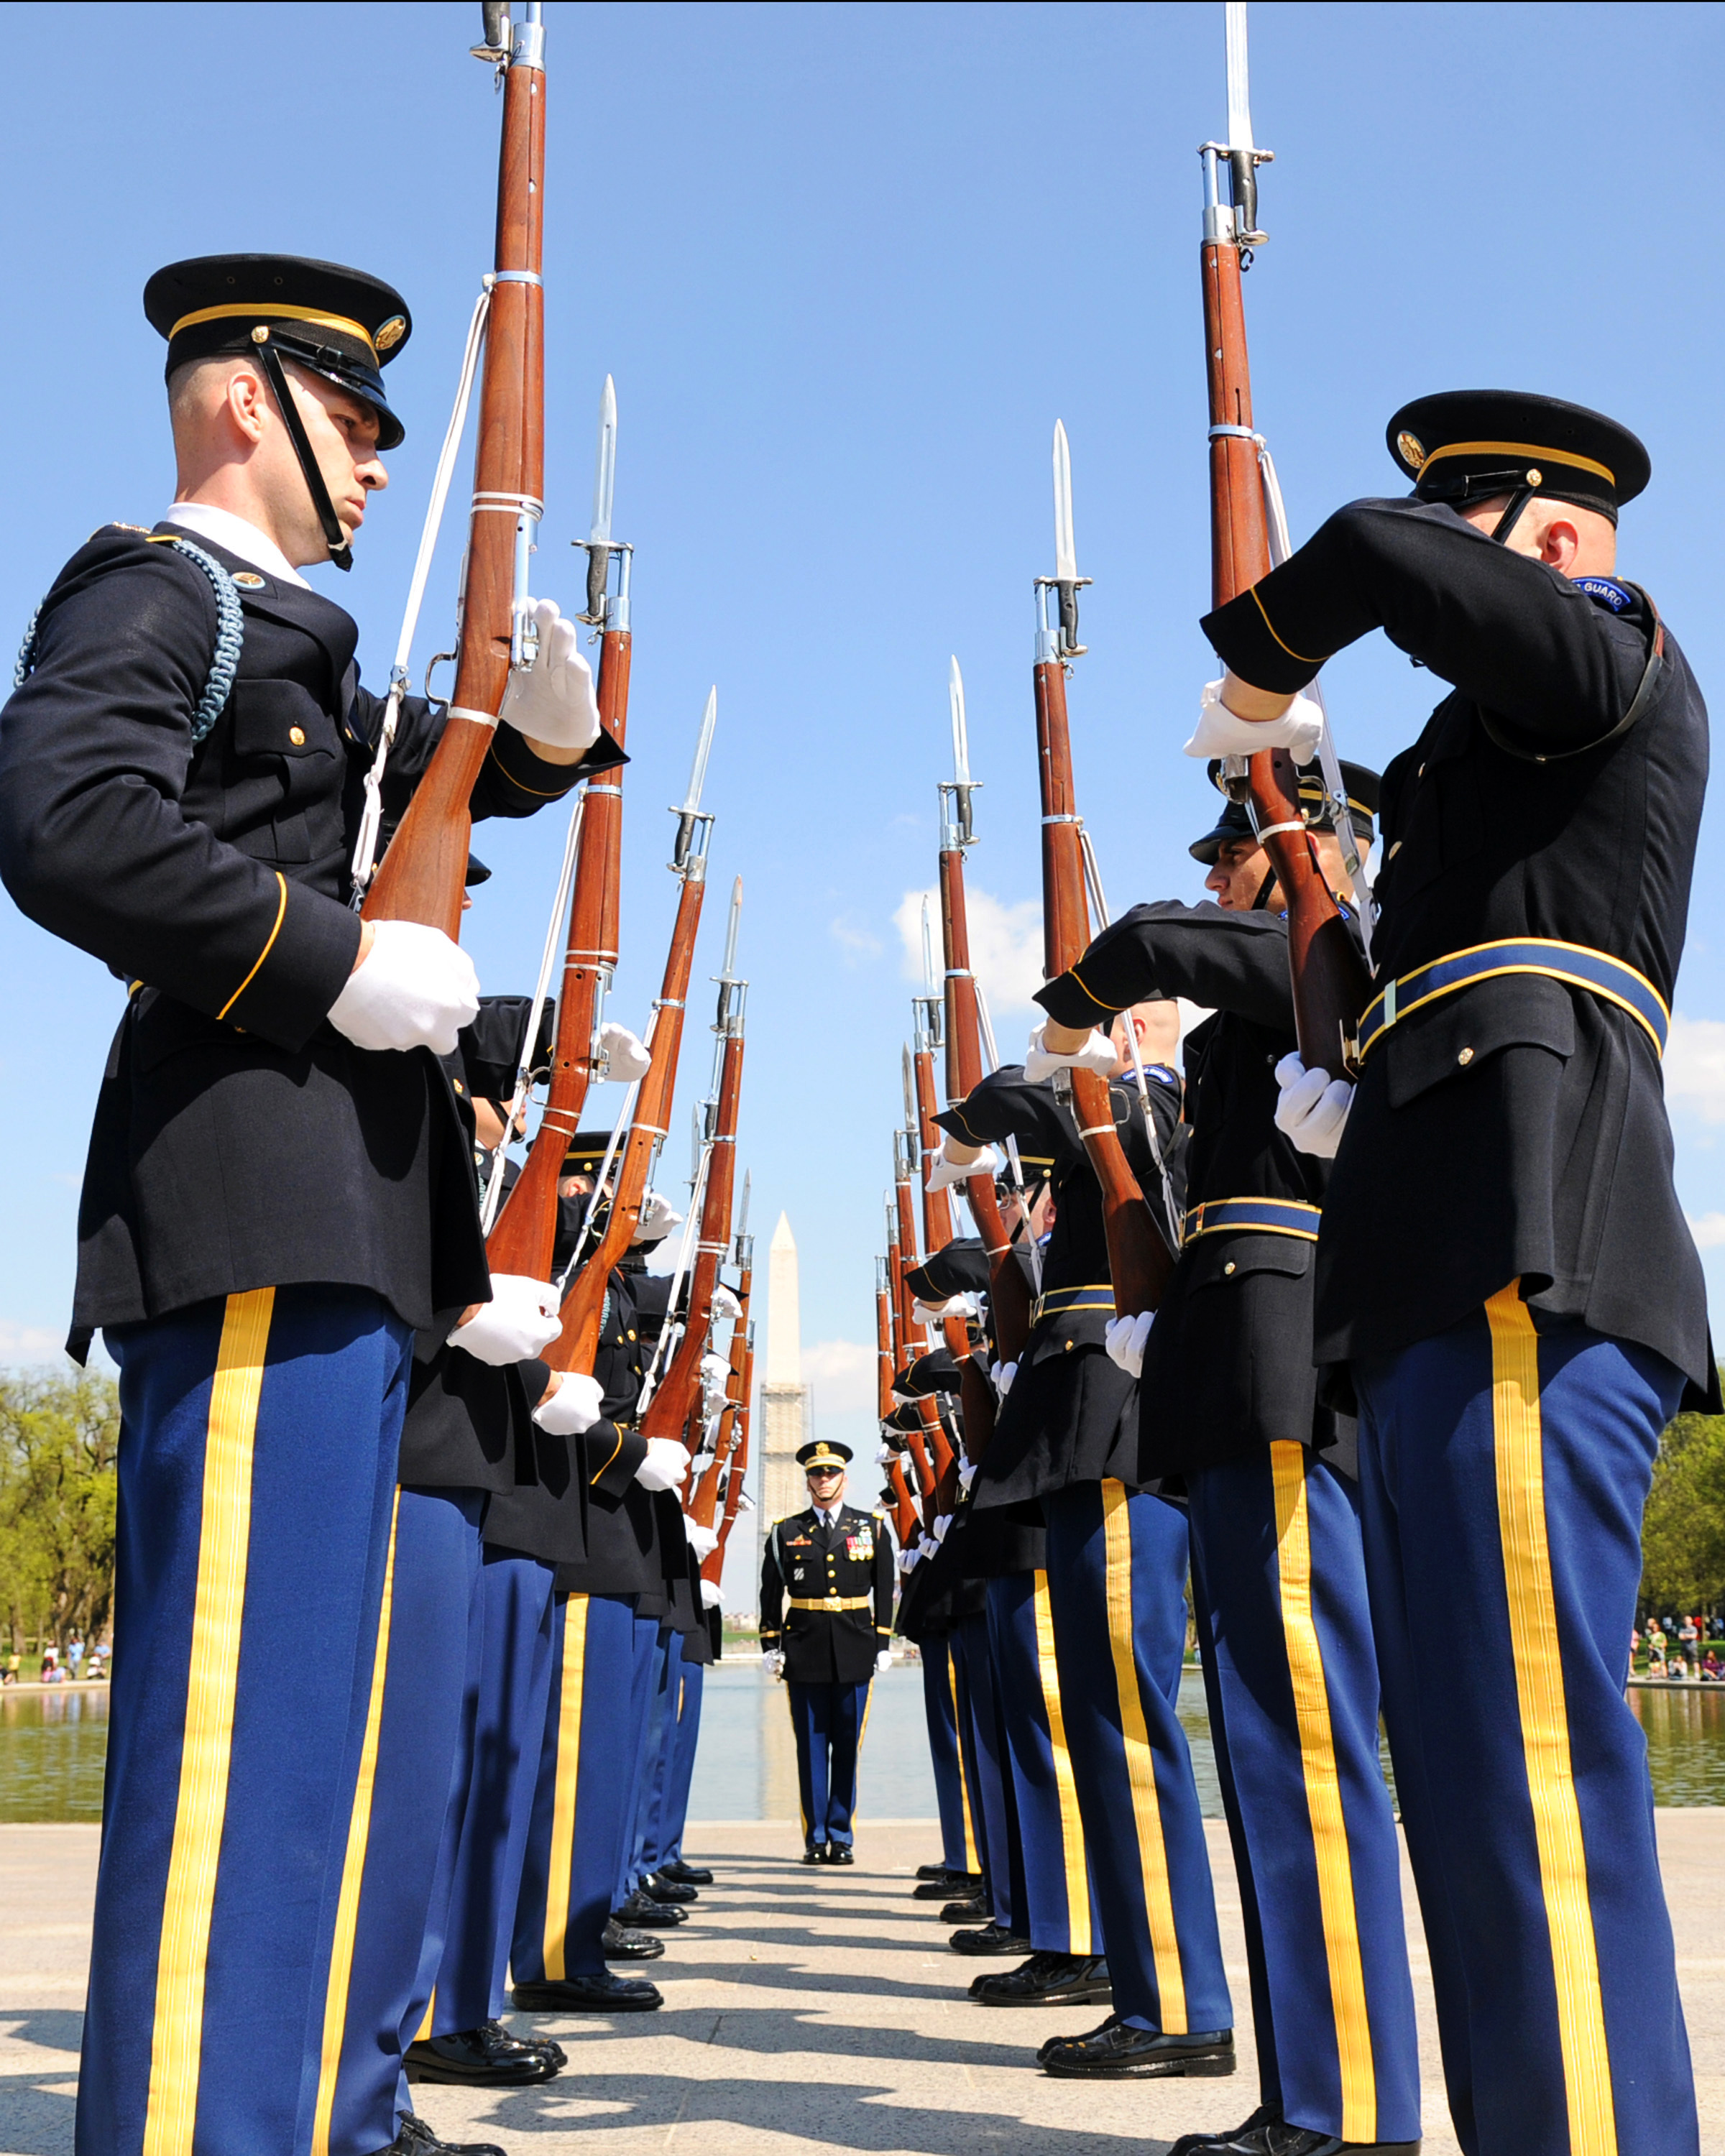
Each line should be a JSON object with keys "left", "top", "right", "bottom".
{"left": 1688, "top": 1214, "right": 1725, "bottom": 1250}
{"left": 801, "top": 1337, "right": 876, "bottom": 1415}
{"left": 895, "top": 884, "right": 1044, "bottom": 1020}
{"left": 0, "top": 1319, "right": 70, "bottom": 1364}
{"left": 829, "top": 913, "right": 883, "bottom": 967}
{"left": 1666, "top": 1013, "right": 1725, "bottom": 1124}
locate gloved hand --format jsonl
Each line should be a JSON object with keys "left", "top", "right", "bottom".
{"left": 992, "top": 1360, "right": 1018, "bottom": 1401}
{"left": 957, "top": 1457, "right": 978, "bottom": 1493}
{"left": 533, "top": 1370, "right": 603, "bottom": 1435}
{"left": 1274, "top": 1052, "right": 1354, "bottom": 1158}
{"left": 1025, "top": 1022, "right": 1116, "bottom": 1084}
{"left": 449, "top": 1276, "right": 561, "bottom": 1365}
{"left": 875, "top": 1649, "right": 893, "bottom": 1674}
{"left": 912, "top": 1294, "right": 972, "bottom": 1326}
{"left": 328, "top": 921, "right": 480, "bottom": 1056}
{"left": 712, "top": 1284, "right": 743, "bottom": 1322}
{"left": 700, "top": 1351, "right": 732, "bottom": 1391}
{"left": 1184, "top": 678, "right": 1324, "bottom": 764}
{"left": 762, "top": 1646, "right": 784, "bottom": 1674}
{"left": 635, "top": 1190, "right": 682, "bottom": 1244}
{"left": 932, "top": 1513, "right": 952, "bottom": 1542}
{"left": 874, "top": 1442, "right": 898, "bottom": 1466}
{"left": 597, "top": 1021, "right": 652, "bottom": 1082}
{"left": 1105, "top": 1309, "right": 1154, "bottom": 1380}
{"left": 497, "top": 598, "right": 602, "bottom": 752}
{"left": 700, "top": 1577, "right": 724, "bottom": 1611}
{"left": 683, "top": 1516, "right": 719, "bottom": 1560}
{"left": 897, "top": 1544, "right": 923, "bottom": 1573}
{"left": 635, "top": 1437, "right": 691, "bottom": 1493}
{"left": 927, "top": 1139, "right": 999, "bottom": 1192}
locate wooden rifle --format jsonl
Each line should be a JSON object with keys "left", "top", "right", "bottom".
{"left": 545, "top": 699, "right": 718, "bottom": 1373}
{"left": 1034, "top": 424, "right": 1176, "bottom": 1320}
{"left": 893, "top": 1079, "right": 957, "bottom": 1508}
{"left": 640, "top": 880, "right": 745, "bottom": 1447}
{"left": 1200, "top": 5, "right": 1367, "bottom": 1077}
{"left": 875, "top": 1256, "right": 924, "bottom": 1546}
{"left": 883, "top": 1191, "right": 936, "bottom": 1508}
{"left": 486, "top": 379, "right": 633, "bottom": 1278}
{"left": 909, "top": 960, "right": 970, "bottom": 1514}
{"left": 694, "top": 1195, "right": 751, "bottom": 1540}
{"left": 363, "top": 1, "right": 549, "bottom": 936}
{"left": 707, "top": 1318, "right": 754, "bottom": 1589}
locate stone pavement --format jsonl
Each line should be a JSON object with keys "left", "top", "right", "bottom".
{"left": 3, "top": 1815, "right": 1723, "bottom": 2155}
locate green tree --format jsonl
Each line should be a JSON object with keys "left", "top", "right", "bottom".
{"left": 1640, "top": 1406, "right": 1725, "bottom": 1613}
{"left": 0, "top": 1368, "right": 120, "bottom": 1653}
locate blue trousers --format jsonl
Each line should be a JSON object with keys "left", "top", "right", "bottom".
{"left": 617, "top": 1622, "right": 670, "bottom": 1902}
{"left": 654, "top": 1649, "right": 704, "bottom": 1869}
{"left": 80, "top": 1286, "right": 411, "bottom": 2156}
{"left": 1042, "top": 1482, "right": 1230, "bottom": 2032}
{"left": 1356, "top": 1289, "right": 1693, "bottom": 2156}
{"left": 316, "top": 1485, "right": 485, "bottom": 2156}
{"left": 1188, "top": 1445, "right": 1420, "bottom": 2144}
{"left": 953, "top": 1606, "right": 1024, "bottom": 1930}
{"left": 512, "top": 1594, "right": 651, "bottom": 1981}
{"left": 922, "top": 1638, "right": 980, "bottom": 1876}
{"left": 985, "top": 1570, "right": 1101, "bottom": 1955}
{"left": 424, "top": 1547, "right": 556, "bottom": 2034}
{"left": 624, "top": 1630, "right": 677, "bottom": 1897}
{"left": 786, "top": 1678, "right": 871, "bottom": 1848}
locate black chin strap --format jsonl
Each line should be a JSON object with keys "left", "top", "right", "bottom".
{"left": 1489, "top": 487, "right": 1534, "bottom": 548}
{"left": 252, "top": 333, "right": 354, "bottom": 572}
{"left": 1250, "top": 863, "right": 1279, "bottom": 911}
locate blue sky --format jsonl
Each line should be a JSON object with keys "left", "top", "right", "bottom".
{"left": 4, "top": 1, "right": 1725, "bottom": 1520}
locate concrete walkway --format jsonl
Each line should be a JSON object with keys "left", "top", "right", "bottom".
{"left": 3, "top": 1815, "right": 1723, "bottom": 2155}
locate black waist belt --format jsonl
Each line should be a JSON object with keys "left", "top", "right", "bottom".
{"left": 1184, "top": 1197, "right": 1321, "bottom": 1243}
{"left": 1352, "top": 938, "right": 1668, "bottom": 1062}
{"left": 1030, "top": 1281, "right": 1115, "bottom": 1326}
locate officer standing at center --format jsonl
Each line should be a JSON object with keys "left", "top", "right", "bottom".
{"left": 759, "top": 1441, "right": 896, "bottom": 1863}
{"left": 1198, "top": 391, "right": 1714, "bottom": 2156}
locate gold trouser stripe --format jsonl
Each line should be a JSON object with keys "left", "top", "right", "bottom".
{"left": 1030, "top": 1569, "right": 1092, "bottom": 1958}
{"left": 310, "top": 1491, "right": 402, "bottom": 2156}
{"left": 1269, "top": 1441, "right": 1377, "bottom": 2142}
{"left": 853, "top": 1672, "right": 874, "bottom": 1831}
{"left": 1487, "top": 1284, "right": 1616, "bottom": 2156}
{"left": 1099, "top": 1481, "right": 1188, "bottom": 2029}
{"left": 789, "top": 1682, "right": 811, "bottom": 1842}
{"left": 142, "top": 1287, "right": 273, "bottom": 2156}
{"left": 413, "top": 1991, "right": 434, "bottom": 2044}
{"left": 543, "top": 1595, "right": 590, "bottom": 1981}
{"left": 950, "top": 1644, "right": 980, "bottom": 1874}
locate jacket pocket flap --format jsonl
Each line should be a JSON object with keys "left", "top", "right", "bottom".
{"left": 1184, "top": 1230, "right": 1312, "bottom": 1291}
{"left": 1383, "top": 972, "right": 1575, "bottom": 1110}
{"left": 1026, "top": 1307, "right": 1113, "bottom": 1365}
{"left": 226, "top": 678, "right": 334, "bottom": 759}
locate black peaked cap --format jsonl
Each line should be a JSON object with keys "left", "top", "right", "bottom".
{"left": 458, "top": 995, "right": 556, "bottom": 1107}
{"left": 904, "top": 1237, "right": 990, "bottom": 1303}
{"left": 1386, "top": 389, "right": 1648, "bottom": 524}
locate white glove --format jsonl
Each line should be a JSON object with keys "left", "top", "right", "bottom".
{"left": 957, "top": 1457, "right": 978, "bottom": 1493}
{"left": 932, "top": 1513, "right": 952, "bottom": 1542}
{"left": 913, "top": 1294, "right": 972, "bottom": 1326}
{"left": 700, "top": 1351, "right": 732, "bottom": 1391}
{"left": 635, "top": 1437, "right": 691, "bottom": 1493}
{"left": 898, "top": 1544, "right": 923, "bottom": 1573}
{"left": 635, "top": 1190, "right": 682, "bottom": 1245}
{"left": 701, "top": 1577, "right": 724, "bottom": 1611}
{"left": 1025, "top": 1022, "right": 1116, "bottom": 1084}
{"left": 1274, "top": 1052, "right": 1354, "bottom": 1159}
{"left": 712, "top": 1284, "right": 742, "bottom": 1322}
{"left": 927, "top": 1140, "right": 999, "bottom": 1192}
{"left": 683, "top": 1516, "right": 719, "bottom": 1560}
{"left": 762, "top": 1646, "right": 784, "bottom": 1674}
{"left": 533, "top": 1370, "right": 603, "bottom": 1434}
{"left": 1184, "top": 678, "right": 1325, "bottom": 765}
{"left": 328, "top": 921, "right": 480, "bottom": 1056}
{"left": 597, "top": 1021, "right": 652, "bottom": 1082}
{"left": 1105, "top": 1310, "right": 1154, "bottom": 1380}
{"left": 874, "top": 1442, "right": 897, "bottom": 1466}
{"left": 993, "top": 1360, "right": 1018, "bottom": 1401}
{"left": 497, "top": 598, "right": 602, "bottom": 753}
{"left": 449, "top": 1275, "right": 561, "bottom": 1365}
{"left": 875, "top": 1649, "right": 893, "bottom": 1674}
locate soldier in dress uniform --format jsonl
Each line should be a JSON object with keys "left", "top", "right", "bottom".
{"left": 1196, "top": 390, "right": 1714, "bottom": 2156}
{"left": 758, "top": 1441, "right": 896, "bottom": 1861}
{"left": 1036, "top": 770, "right": 1422, "bottom": 2156}
{"left": 0, "top": 256, "right": 625, "bottom": 2156}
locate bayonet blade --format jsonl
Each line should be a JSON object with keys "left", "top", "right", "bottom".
{"left": 590, "top": 374, "right": 617, "bottom": 545}
{"left": 1052, "top": 420, "right": 1078, "bottom": 584}
{"left": 681, "top": 686, "right": 718, "bottom": 815}
{"left": 719, "top": 876, "right": 743, "bottom": 981}
{"left": 736, "top": 1170, "right": 750, "bottom": 1246}
{"left": 949, "top": 655, "right": 971, "bottom": 787}
{"left": 901, "top": 1044, "right": 917, "bottom": 1135}
{"left": 921, "top": 896, "right": 938, "bottom": 996}
{"left": 1225, "top": 1, "right": 1254, "bottom": 150}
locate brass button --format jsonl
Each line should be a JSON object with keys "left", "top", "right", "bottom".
{"left": 1064, "top": 1338, "right": 1074, "bottom": 1351}
{"left": 1223, "top": 1260, "right": 1236, "bottom": 1275}
{"left": 288, "top": 725, "right": 305, "bottom": 745}
{"left": 453, "top": 1079, "right": 464, "bottom": 1093}
{"left": 1458, "top": 1046, "right": 1474, "bottom": 1067}
{"left": 627, "top": 1329, "right": 637, "bottom": 1340}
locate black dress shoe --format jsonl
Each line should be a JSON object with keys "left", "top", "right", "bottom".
{"left": 661, "top": 1859, "right": 714, "bottom": 1885}
{"left": 1225, "top": 2128, "right": 1420, "bottom": 2155}
{"left": 972, "top": 1951, "right": 1113, "bottom": 2007}
{"left": 949, "top": 1921, "right": 1031, "bottom": 1956}
{"left": 917, "top": 1861, "right": 981, "bottom": 1882}
{"left": 822, "top": 1843, "right": 855, "bottom": 1865}
{"left": 912, "top": 1874, "right": 967, "bottom": 1898}
{"left": 939, "top": 1895, "right": 988, "bottom": 1923}
{"left": 404, "top": 2020, "right": 561, "bottom": 2086}
{"left": 602, "top": 1918, "right": 666, "bottom": 1960}
{"left": 612, "top": 1890, "right": 686, "bottom": 1928}
{"left": 376, "top": 2112, "right": 505, "bottom": 2156}
{"left": 513, "top": 1971, "right": 663, "bottom": 2013}
{"left": 801, "top": 1844, "right": 827, "bottom": 1865}
{"left": 1169, "top": 2105, "right": 1284, "bottom": 2155}
{"left": 1041, "top": 2017, "right": 1235, "bottom": 2080}
{"left": 644, "top": 1871, "right": 698, "bottom": 1902}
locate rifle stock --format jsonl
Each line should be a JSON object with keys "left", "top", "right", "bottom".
{"left": 364, "top": 11, "right": 547, "bottom": 936}
{"left": 640, "top": 1027, "right": 743, "bottom": 1442}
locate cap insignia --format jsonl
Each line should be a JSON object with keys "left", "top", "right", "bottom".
{"left": 375, "top": 315, "right": 408, "bottom": 353}
{"left": 1396, "top": 430, "right": 1427, "bottom": 471}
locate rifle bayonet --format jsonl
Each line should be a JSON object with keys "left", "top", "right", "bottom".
{"left": 1201, "top": 0, "right": 1273, "bottom": 254}
{"left": 579, "top": 374, "right": 625, "bottom": 626}
{"left": 1036, "top": 420, "right": 1091, "bottom": 660}
{"left": 712, "top": 875, "right": 746, "bottom": 1037}
{"left": 940, "top": 655, "right": 979, "bottom": 848}
{"left": 670, "top": 686, "right": 718, "bottom": 873}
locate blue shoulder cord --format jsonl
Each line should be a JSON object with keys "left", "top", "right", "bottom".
{"left": 15, "top": 535, "right": 244, "bottom": 747}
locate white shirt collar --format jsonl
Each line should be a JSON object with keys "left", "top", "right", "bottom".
{"left": 160, "top": 502, "right": 310, "bottom": 589}
{"left": 815, "top": 1505, "right": 840, "bottom": 1528}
